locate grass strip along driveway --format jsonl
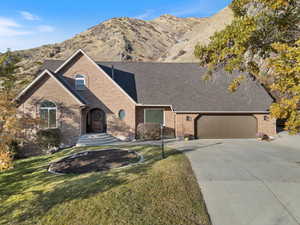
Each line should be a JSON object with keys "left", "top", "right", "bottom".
{"left": 0, "top": 145, "right": 211, "bottom": 225}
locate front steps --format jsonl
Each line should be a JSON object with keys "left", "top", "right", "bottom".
{"left": 76, "top": 133, "right": 124, "bottom": 147}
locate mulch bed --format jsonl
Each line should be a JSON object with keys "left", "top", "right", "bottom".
{"left": 48, "top": 149, "right": 139, "bottom": 174}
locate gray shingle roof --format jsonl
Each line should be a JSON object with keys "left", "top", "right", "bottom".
{"left": 41, "top": 60, "right": 274, "bottom": 112}
{"left": 41, "top": 60, "right": 63, "bottom": 73}
{"left": 55, "top": 75, "right": 88, "bottom": 105}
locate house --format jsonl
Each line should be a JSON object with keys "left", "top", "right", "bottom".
{"left": 17, "top": 49, "right": 276, "bottom": 146}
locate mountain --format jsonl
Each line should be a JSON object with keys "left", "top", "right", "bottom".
{"left": 14, "top": 7, "right": 233, "bottom": 76}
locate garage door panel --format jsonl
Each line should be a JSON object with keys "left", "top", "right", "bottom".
{"left": 196, "top": 115, "right": 257, "bottom": 139}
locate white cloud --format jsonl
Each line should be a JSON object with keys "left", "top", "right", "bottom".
{"left": 0, "top": 34, "right": 61, "bottom": 52}
{"left": 37, "top": 25, "right": 55, "bottom": 32}
{"left": 0, "top": 17, "right": 20, "bottom": 28}
{"left": 20, "top": 11, "right": 40, "bottom": 21}
{"left": 0, "top": 17, "right": 32, "bottom": 37}
{"left": 134, "top": 10, "right": 156, "bottom": 20}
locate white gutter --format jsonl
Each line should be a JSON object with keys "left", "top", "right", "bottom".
{"left": 135, "top": 104, "right": 269, "bottom": 114}
{"left": 174, "top": 111, "right": 270, "bottom": 114}
{"left": 136, "top": 104, "right": 174, "bottom": 112}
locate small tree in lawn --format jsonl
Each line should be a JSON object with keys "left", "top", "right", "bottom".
{"left": 0, "top": 51, "right": 34, "bottom": 171}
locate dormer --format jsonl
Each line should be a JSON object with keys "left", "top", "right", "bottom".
{"left": 75, "top": 74, "right": 86, "bottom": 90}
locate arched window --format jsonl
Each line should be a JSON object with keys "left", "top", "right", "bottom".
{"left": 75, "top": 74, "right": 86, "bottom": 90}
{"left": 40, "top": 100, "right": 57, "bottom": 128}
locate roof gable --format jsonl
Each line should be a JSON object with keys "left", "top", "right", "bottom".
{"left": 51, "top": 49, "right": 137, "bottom": 105}
{"left": 16, "top": 69, "right": 87, "bottom": 106}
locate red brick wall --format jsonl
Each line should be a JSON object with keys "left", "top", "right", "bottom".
{"left": 18, "top": 74, "right": 82, "bottom": 146}
{"left": 136, "top": 106, "right": 176, "bottom": 138}
{"left": 175, "top": 113, "right": 200, "bottom": 138}
{"left": 18, "top": 51, "right": 277, "bottom": 143}
{"left": 254, "top": 114, "right": 277, "bottom": 137}
{"left": 57, "top": 53, "right": 136, "bottom": 140}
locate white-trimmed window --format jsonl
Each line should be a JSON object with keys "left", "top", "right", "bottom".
{"left": 75, "top": 74, "right": 86, "bottom": 90}
{"left": 39, "top": 100, "right": 57, "bottom": 128}
{"left": 144, "top": 109, "right": 164, "bottom": 125}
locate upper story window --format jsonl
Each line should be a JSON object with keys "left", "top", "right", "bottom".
{"left": 75, "top": 74, "right": 86, "bottom": 90}
{"left": 39, "top": 100, "right": 57, "bottom": 128}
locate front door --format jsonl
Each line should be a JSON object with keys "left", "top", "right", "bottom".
{"left": 90, "top": 109, "right": 106, "bottom": 133}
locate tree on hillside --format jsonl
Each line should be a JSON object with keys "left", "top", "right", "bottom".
{"left": 0, "top": 51, "right": 35, "bottom": 171}
{"left": 195, "top": 0, "right": 300, "bottom": 133}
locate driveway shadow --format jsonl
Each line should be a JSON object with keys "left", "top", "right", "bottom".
{"left": 168, "top": 141, "right": 223, "bottom": 154}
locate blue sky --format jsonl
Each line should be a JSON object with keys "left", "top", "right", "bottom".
{"left": 0, "top": 0, "right": 231, "bottom": 52}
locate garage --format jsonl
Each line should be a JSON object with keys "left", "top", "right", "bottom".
{"left": 196, "top": 115, "right": 257, "bottom": 139}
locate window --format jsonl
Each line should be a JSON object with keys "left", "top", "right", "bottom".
{"left": 39, "top": 101, "right": 57, "bottom": 128}
{"left": 144, "top": 109, "right": 164, "bottom": 125}
{"left": 75, "top": 74, "right": 86, "bottom": 90}
{"left": 118, "top": 109, "right": 126, "bottom": 120}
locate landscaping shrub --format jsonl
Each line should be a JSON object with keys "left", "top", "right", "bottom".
{"left": 163, "top": 126, "right": 175, "bottom": 139}
{"left": 36, "top": 128, "right": 62, "bottom": 149}
{"left": 137, "top": 123, "right": 161, "bottom": 140}
{"left": 137, "top": 123, "right": 175, "bottom": 140}
{"left": 8, "top": 140, "right": 21, "bottom": 158}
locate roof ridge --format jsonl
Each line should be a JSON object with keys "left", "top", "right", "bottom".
{"left": 97, "top": 61, "right": 200, "bottom": 64}
{"left": 43, "top": 59, "right": 200, "bottom": 64}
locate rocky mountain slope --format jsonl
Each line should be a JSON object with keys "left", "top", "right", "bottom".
{"left": 15, "top": 7, "right": 233, "bottom": 76}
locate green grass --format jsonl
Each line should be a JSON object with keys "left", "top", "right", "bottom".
{"left": 0, "top": 145, "right": 211, "bottom": 225}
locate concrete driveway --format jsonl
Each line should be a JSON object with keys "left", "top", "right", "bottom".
{"left": 168, "top": 132, "right": 300, "bottom": 225}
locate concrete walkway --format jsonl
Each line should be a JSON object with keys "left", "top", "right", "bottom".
{"left": 168, "top": 133, "right": 300, "bottom": 225}
{"left": 76, "top": 133, "right": 178, "bottom": 147}
{"left": 76, "top": 133, "right": 124, "bottom": 147}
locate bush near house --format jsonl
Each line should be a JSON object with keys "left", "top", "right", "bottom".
{"left": 137, "top": 123, "right": 176, "bottom": 140}
{"left": 137, "top": 123, "right": 161, "bottom": 140}
{"left": 36, "top": 128, "right": 62, "bottom": 149}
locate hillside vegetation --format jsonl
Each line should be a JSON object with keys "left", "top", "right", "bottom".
{"left": 12, "top": 7, "right": 233, "bottom": 77}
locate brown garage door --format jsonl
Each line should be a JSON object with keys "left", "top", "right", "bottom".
{"left": 196, "top": 115, "right": 257, "bottom": 139}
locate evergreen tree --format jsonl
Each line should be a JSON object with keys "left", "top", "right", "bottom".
{"left": 0, "top": 51, "right": 34, "bottom": 170}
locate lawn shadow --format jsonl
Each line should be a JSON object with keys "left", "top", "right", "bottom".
{"left": 1, "top": 144, "right": 175, "bottom": 224}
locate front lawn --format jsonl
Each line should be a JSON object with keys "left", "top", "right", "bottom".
{"left": 0, "top": 145, "right": 211, "bottom": 225}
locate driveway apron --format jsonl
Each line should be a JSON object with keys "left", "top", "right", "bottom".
{"left": 168, "top": 135, "right": 300, "bottom": 225}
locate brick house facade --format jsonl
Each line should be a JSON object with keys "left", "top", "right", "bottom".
{"left": 17, "top": 49, "right": 277, "bottom": 147}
